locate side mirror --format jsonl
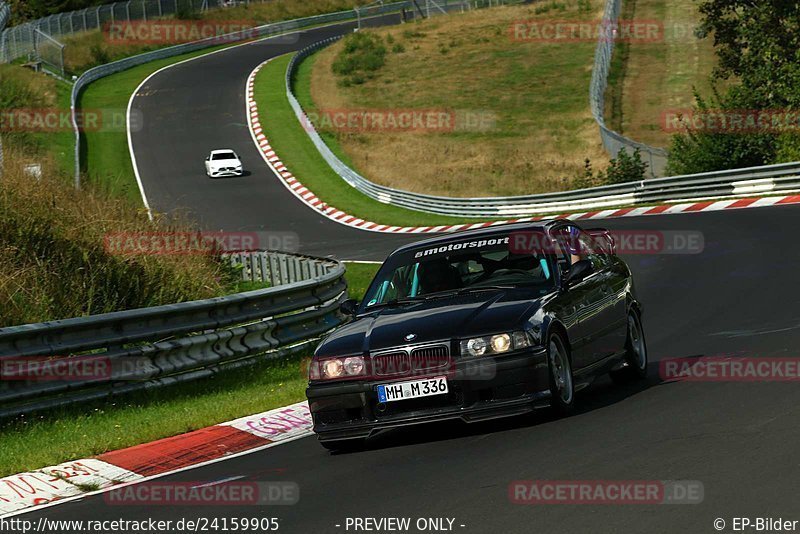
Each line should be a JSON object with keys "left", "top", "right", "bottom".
{"left": 564, "top": 259, "right": 593, "bottom": 286}
{"left": 340, "top": 299, "right": 359, "bottom": 317}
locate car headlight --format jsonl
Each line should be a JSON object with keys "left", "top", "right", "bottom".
{"left": 309, "top": 355, "right": 367, "bottom": 380}
{"left": 460, "top": 331, "right": 531, "bottom": 357}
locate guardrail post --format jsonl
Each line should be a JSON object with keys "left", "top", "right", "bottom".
{"left": 278, "top": 255, "right": 288, "bottom": 285}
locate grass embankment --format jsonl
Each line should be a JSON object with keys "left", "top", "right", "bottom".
{"left": 303, "top": 1, "right": 607, "bottom": 197}
{"left": 0, "top": 261, "right": 379, "bottom": 477}
{"left": 256, "top": 54, "right": 472, "bottom": 227}
{"left": 61, "top": 0, "right": 364, "bottom": 75}
{"left": 0, "top": 149, "right": 236, "bottom": 327}
{"left": 0, "top": 64, "right": 74, "bottom": 175}
{"left": 604, "top": 0, "right": 718, "bottom": 147}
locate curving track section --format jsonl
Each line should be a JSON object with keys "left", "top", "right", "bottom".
{"left": 20, "top": 13, "right": 800, "bottom": 534}
{"left": 128, "top": 13, "right": 417, "bottom": 260}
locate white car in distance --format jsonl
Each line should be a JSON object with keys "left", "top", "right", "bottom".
{"left": 205, "top": 149, "right": 243, "bottom": 178}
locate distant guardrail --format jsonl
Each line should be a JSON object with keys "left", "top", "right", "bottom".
{"left": 70, "top": 2, "right": 409, "bottom": 188}
{"left": 0, "top": 252, "right": 346, "bottom": 420}
{"left": 285, "top": 39, "right": 800, "bottom": 218}
{"left": 590, "top": 0, "right": 668, "bottom": 177}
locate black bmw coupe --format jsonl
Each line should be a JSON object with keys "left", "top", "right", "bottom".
{"left": 306, "top": 219, "right": 647, "bottom": 451}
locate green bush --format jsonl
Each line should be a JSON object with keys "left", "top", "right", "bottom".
{"left": 89, "top": 43, "right": 110, "bottom": 66}
{"left": 577, "top": 149, "right": 648, "bottom": 188}
{"left": 665, "top": 88, "right": 778, "bottom": 175}
{"left": 332, "top": 32, "right": 387, "bottom": 85}
{"left": 604, "top": 147, "right": 648, "bottom": 184}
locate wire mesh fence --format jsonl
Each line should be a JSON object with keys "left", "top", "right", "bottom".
{"left": 0, "top": 1, "right": 9, "bottom": 178}
{"left": 0, "top": 0, "right": 245, "bottom": 63}
{"left": 589, "top": 0, "right": 668, "bottom": 177}
{"left": 33, "top": 28, "right": 66, "bottom": 76}
{"left": 0, "top": 1, "right": 8, "bottom": 31}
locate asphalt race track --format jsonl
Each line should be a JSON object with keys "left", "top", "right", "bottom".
{"left": 129, "top": 13, "right": 418, "bottom": 260}
{"left": 26, "top": 13, "right": 800, "bottom": 534}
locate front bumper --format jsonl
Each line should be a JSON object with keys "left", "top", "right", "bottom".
{"left": 306, "top": 347, "right": 550, "bottom": 442}
{"left": 209, "top": 169, "right": 243, "bottom": 177}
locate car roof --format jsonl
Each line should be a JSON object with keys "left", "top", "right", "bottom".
{"left": 209, "top": 149, "right": 237, "bottom": 154}
{"left": 389, "top": 218, "right": 574, "bottom": 256}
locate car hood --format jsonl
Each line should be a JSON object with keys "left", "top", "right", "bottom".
{"left": 317, "top": 289, "right": 546, "bottom": 357}
{"left": 208, "top": 159, "right": 240, "bottom": 169}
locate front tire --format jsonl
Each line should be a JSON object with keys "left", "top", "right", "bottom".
{"left": 547, "top": 332, "right": 575, "bottom": 415}
{"left": 610, "top": 308, "right": 648, "bottom": 384}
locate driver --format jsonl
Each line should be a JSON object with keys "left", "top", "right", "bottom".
{"left": 417, "top": 258, "right": 462, "bottom": 294}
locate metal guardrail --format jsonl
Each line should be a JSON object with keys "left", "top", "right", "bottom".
{"left": 224, "top": 250, "right": 335, "bottom": 284}
{"left": 71, "top": 2, "right": 410, "bottom": 188}
{"left": 590, "top": 0, "right": 668, "bottom": 177}
{"left": 285, "top": 39, "right": 800, "bottom": 218}
{"left": 0, "top": 252, "right": 347, "bottom": 420}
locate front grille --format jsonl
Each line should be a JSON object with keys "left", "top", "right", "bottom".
{"left": 372, "top": 352, "right": 412, "bottom": 377}
{"left": 410, "top": 345, "right": 449, "bottom": 369}
{"left": 371, "top": 343, "right": 450, "bottom": 378}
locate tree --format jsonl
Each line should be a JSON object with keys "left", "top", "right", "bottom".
{"left": 698, "top": 0, "right": 800, "bottom": 109}
{"left": 665, "top": 1, "right": 800, "bottom": 173}
{"left": 665, "top": 88, "right": 778, "bottom": 176}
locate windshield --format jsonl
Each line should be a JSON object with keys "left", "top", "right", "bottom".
{"left": 211, "top": 152, "right": 237, "bottom": 160}
{"left": 362, "top": 237, "right": 556, "bottom": 310}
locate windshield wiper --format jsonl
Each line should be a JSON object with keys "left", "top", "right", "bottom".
{"left": 364, "top": 297, "right": 424, "bottom": 310}
{"left": 456, "top": 285, "right": 516, "bottom": 293}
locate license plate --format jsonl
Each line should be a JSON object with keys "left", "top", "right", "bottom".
{"left": 377, "top": 376, "right": 448, "bottom": 403}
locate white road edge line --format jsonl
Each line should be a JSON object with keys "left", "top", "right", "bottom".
{"left": 124, "top": 15, "right": 387, "bottom": 221}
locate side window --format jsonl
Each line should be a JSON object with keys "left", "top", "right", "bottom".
{"left": 554, "top": 225, "right": 608, "bottom": 271}
{"left": 577, "top": 232, "right": 609, "bottom": 269}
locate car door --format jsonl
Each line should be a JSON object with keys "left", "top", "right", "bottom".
{"left": 554, "top": 225, "right": 619, "bottom": 368}
{"left": 551, "top": 226, "right": 595, "bottom": 370}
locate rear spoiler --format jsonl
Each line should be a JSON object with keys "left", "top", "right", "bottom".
{"left": 584, "top": 228, "right": 616, "bottom": 255}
